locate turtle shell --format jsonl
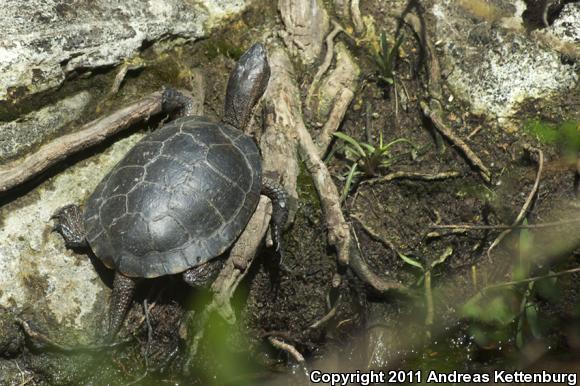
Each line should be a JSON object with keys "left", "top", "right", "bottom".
{"left": 83, "top": 116, "right": 262, "bottom": 278}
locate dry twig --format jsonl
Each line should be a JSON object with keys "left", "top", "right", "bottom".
{"left": 431, "top": 218, "right": 580, "bottom": 231}
{"left": 0, "top": 92, "right": 164, "bottom": 193}
{"left": 420, "top": 102, "right": 491, "bottom": 184}
{"left": 361, "top": 170, "right": 460, "bottom": 186}
{"left": 268, "top": 336, "right": 305, "bottom": 363}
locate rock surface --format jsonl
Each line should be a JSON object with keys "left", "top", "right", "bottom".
{"left": 550, "top": 2, "right": 580, "bottom": 45}
{"left": 432, "top": 0, "right": 579, "bottom": 121}
{"left": 0, "top": 0, "right": 246, "bottom": 102}
{"left": 0, "top": 133, "right": 144, "bottom": 330}
{"left": 0, "top": 92, "right": 91, "bottom": 163}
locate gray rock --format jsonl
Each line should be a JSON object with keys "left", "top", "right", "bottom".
{"left": 0, "top": 133, "right": 144, "bottom": 332}
{"left": 432, "top": 0, "right": 579, "bottom": 122}
{"left": 0, "top": 91, "right": 91, "bottom": 163}
{"left": 550, "top": 2, "right": 580, "bottom": 45}
{"left": 0, "top": 0, "right": 246, "bottom": 102}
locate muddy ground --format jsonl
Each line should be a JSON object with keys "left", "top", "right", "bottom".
{"left": 0, "top": 0, "right": 579, "bottom": 384}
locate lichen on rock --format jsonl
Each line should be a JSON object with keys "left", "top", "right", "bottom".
{"left": 0, "top": 133, "right": 143, "bottom": 331}
{"left": 432, "top": 0, "right": 579, "bottom": 121}
{"left": 0, "top": 0, "right": 247, "bottom": 102}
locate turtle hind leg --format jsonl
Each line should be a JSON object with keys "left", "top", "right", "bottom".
{"left": 51, "top": 204, "right": 88, "bottom": 249}
{"left": 261, "top": 179, "right": 289, "bottom": 253}
{"left": 182, "top": 259, "right": 225, "bottom": 288}
{"left": 108, "top": 272, "right": 138, "bottom": 339}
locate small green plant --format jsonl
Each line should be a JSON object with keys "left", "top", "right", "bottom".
{"left": 398, "top": 247, "right": 454, "bottom": 338}
{"left": 333, "top": 131, "right": 415, "bottom": 201}
{"left": 373, "top": 31, "right": 404, "bottom": 86}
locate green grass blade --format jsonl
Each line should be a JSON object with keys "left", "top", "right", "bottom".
{"left": 397, "top": 252, "right": 424, "bottom": 271}
{"left": 340, "top": 163, "right": 359, "bottom": 202}
{"left": 334, "top": 132, "right": 366, "bottom": 157}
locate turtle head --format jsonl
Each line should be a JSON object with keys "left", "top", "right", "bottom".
{"left": 223, "top": 43, "right": 270, "bottom": 130}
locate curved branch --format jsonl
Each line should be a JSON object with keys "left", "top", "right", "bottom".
{"left": 0, "top": 92, "right": 164, "bottom": 193}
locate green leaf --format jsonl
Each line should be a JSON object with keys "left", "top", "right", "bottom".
{"left": 462, "top": 294, "right": 516, "bottom": 325}
{"left": 334, "top": 132, "right": 366, "bottom": 157}
{"left": 397, "top": 252, "right": 424, "bottom": 271}
{"left": 360, "top": 142, "right": 376, "bottom": 154}
{"left": 525, "top": 302, "right": 542, "bottom": 338}
{"left": 382, "top": 137, "right": 416, "bottom": 151}
{"left": 340, "top": 162, "right": 359, "bottom": 202}
{"left": 385, "top": 34, "right": 404, "bottom": 76}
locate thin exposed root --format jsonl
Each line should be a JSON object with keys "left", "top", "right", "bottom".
{"left": 308, "top": 294, "right": 341, "bottom": 329}
{"left": 297, "top": 119, "right": 351, "bottom": 266}
{"left": 268, "top": 337, "right": 305, "bottom": 364}
{"left": 123, "top": 300, "right": 152, "bottom": 386}
{"left": 349, "top": 226, "right": 408, "bottom": 295}
{"left": 16, "top": 318, "right": 131, "bottom": 353}
{"left": 361, "top": 170, "right": 460, "bottom": 187}
{"left": 431, "top": 218, "right": 580, "bottom": 231}
{"left": 350, "top": 0, "right": 365, "bottom": 35}
{"left": 351, "top": 213, "right": 398, "bottom": 252}
{"left": 483, "top": 267, "right": 580, "bottom": 290}
{"left": 487, "top": 146, "right": 544, "bottom": 259}
{"left": 316, "top": 88, "right": 355, "bottom": 155}
{"left": 420, "top": 102, "right": 491, "bottom": 184}
{"left": 306, "top": 21, "right": 345, "bottom": 109}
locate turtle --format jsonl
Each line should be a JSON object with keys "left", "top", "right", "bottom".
{"left": 51, "top": 43, "right": 288, "bottom": 338}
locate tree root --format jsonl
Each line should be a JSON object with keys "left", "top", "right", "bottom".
{"left": 317, "top": 87, "right": 355, "bottom": 155}
{"left": 349, "top": 224, "right": 408, "bottom": 295}
{"left": 350, "top": 0, "right": 365, "bottom": 36}
{"left": 183, "top": 198, "right": 272, "bottom": 371}
{"left": 306, "top": 21, "right": 345, "bottom": 109}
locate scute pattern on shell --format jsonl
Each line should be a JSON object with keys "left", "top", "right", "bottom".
{"left": 83, "top": 117, "right": 262, "bottom": 278}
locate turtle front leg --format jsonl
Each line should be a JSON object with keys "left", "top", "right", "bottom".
{"left": 261, "top": 179, "right": 289, "bottom": 252}
{"left": 108, "top": 272, "right": 138, "bottom": 339}
{"left": 51, "top": 204, "right": 88, "bottom": 249}
{"left": 162, "top": 87, "right": 195, "bottom": 117}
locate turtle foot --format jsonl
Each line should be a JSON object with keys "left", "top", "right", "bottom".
{"left": 261, "top": 179, "right": 289, "bottom": 254}
{"left": 51, "top": 204, "right": 88, "bottom": 249}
